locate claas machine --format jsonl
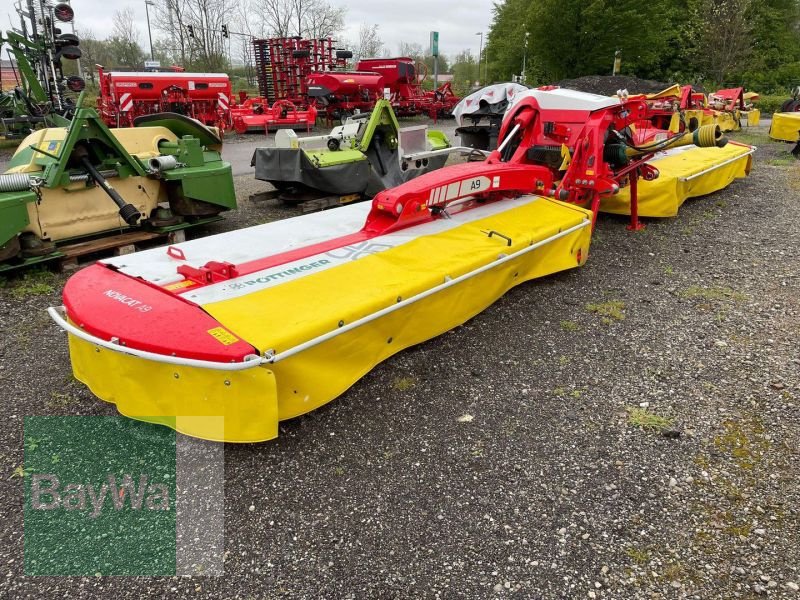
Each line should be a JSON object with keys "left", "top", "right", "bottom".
{"left": 251, "top": 99, "right": 453, "bottom": 211}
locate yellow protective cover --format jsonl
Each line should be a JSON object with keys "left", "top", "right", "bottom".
{"left": 770, "top": 112, "right": 800, "bottom": 142}
{"left": 68, "top": 197, "right": 591, "bottom": 442}
{"left": 69, "top": 333, "right": 279, "bottom": 442}
{"left": 600, "top": 144, "right": 753, "bottom": 218}
{"left": 204, "top": 198, "right": 592, "bottom": 427}
{"left": 646, "top": 85, "right": 682, "bottom": 99}
{"left": 683, "top": 109, "right": 716, "bottom": 129}
{"left": 715, "top": 111, "right": 740, "bottom": 132}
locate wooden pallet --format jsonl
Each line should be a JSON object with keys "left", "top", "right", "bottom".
{"left": 58, "top": 229, "right": 186, "bottom": 271}
{"left": 299, "top": 193, "right": 362, "bottom": 213}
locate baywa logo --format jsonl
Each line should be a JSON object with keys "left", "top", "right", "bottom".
{"left": 31, "top": 473, "right": 171, "bottom": 519}
{"left": 24, "top": 416, "right": 179, "bottom": 576}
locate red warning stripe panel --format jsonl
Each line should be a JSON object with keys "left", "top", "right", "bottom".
{"left": 119, "top": 93, "right": 133, "bottom": 112}
{"left": 63, "top": 264, "right": 257, "bottom": 362}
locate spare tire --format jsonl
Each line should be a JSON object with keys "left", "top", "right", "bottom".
{"left": 292, "top": 49, "right": 311, "bottom": 58}
{"left": 56, "top": 45, "right": 82, "bottom": 61}
{"left": 336, "top": 50, "right": 353, "bottom": 59}
{"left": 66, "top": 75, "right": 85, "bottom": 92}
{"left": 53, "top": 2, "right": 74, "bottom": 22}
{"left": 56, "top": 33, "right": 80, "bottom": 46}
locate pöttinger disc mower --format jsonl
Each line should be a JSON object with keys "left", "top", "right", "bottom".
{"left": 49, "top": 88, "right": 753, "bottom": 442}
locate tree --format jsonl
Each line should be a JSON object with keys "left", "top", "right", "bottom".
{"left": 685, "top": 0, "right": 754, "bottom": 84}
{"left": 108, "top": 8, "right": 145, "bottom": 68}
{"left": 301, "top": 0, "right": 346, "bottom": 38}
{"left": 353, "top": 23, "right": 383, "bottom": 62}
{"left": 181, "top": 0, "right": 235, "bottom": 71}
{"left": 152, "top": 0, "right": 190, "bottom": 66}
{"left": 484, "top": 0, "right": 800, "bottom": 90}
{"left": 486, "top": 0, "right": 682, "bottom": 84}
{"left": 76, "top": 29, "right": 115, "bottom": 82}
{"left": 451, "top": 49, "right": 479, "bottom": 95}
{"left": 399, "top": 42, "right": 423, "bottom": 58}
{"left": 233, "top": 0, "right": 266, "bottom": 85}
{"left": 253, "top": 0, "right": 293, "bottom": 37}
{"left": 151, "top": 0, "right": 237, "bottom": 71}
{"left": 288, "top": 0, "right": 345, "bottom": 38}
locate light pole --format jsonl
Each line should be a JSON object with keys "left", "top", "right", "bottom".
{"left": 522, "top": 31, "right": 529, "bottom": 83}
{"left": 475, "top": 31, "right": 483, "bottom": 86}
{"left": 145, "top": 0, "right": 155, "bottom": 61}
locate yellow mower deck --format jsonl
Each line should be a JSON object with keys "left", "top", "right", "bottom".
{"left": 600, "top": 143, "right": 754, "bottom": 218}
{"left": 65, "top": 196, "right": 592, "bottom": 442}
{"left": 770, "top": 112, "right": 800, "bottom": 143}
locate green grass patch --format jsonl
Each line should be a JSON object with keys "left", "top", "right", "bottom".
{"left": 392, "top": 376, "right": 416, "bottom": 392}
{"left": 766, "top": 153, "right": 796, "bottom": 166}
{"left": 4, "top": 269, "right": 56, "bottom": 299}
{"left": 728, "top": 130, "right": 770, "bottom": 146}
{"left": 586, "top": 300, "right": 625, "bottom": 322}
{"left": 680, "top": 285, "right": 746, "bottom": 302}
{"left": 0, "top": 138, "right": 20, "bottom": 150}
{"left": 559, "top": 320, "right": 580, "bottom": 332}
{"left": 625, "top": 546, "right": 650, "bottom": 564}
{"left": 627, "top": 407, "right": 674, "bottom": 431}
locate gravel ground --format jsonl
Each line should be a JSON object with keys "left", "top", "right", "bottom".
{"left": 0, "top": 125, "right": 798, "bottom": 598}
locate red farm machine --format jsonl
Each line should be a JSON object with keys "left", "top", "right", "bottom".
{"left": 372, "top": 87, "right": 733, "bottom": 233}
{"left": 308, "top": 57, "right": 459, "bottom": 120}
{"left": 97, "top": 67, "right": 232, "bottom": 131}
{"left": 229, "top": 37, "right": 348, "bottom": 133}
{"left": 235, "top": 37, "right": 462, "bottom": 132}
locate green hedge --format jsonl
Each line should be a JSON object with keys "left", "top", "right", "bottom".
{"left": 758, "top": 93, "right": 793, "bottom": 116}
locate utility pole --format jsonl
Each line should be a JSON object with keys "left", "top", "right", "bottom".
{"left": 522, "top": 31, "right": 529, "bottom": 84}
{"left": 430, "top": 31, "right": 439, "bottom": 90}
{"left": 475, "top": 31, "right": 483, "bottom": 86}
{"left": 145, "top": 0, "right": 155, "bottom": 61}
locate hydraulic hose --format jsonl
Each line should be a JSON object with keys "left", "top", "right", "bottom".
{"left": 619, "top": 124, "right": 727, "bottom": 158}
{"left": 73, "top": 146, "right": 140, "bottom": 226}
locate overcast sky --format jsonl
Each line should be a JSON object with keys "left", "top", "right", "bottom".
{"left": 3, "top": 1, "right": 496, "bottom": 62}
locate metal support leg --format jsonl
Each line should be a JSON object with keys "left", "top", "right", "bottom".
{"left": 627, "top": 168, "right": 645, "bottom": 231}
{"left": 589, "top": 193, "right": 601, "bottom": 231}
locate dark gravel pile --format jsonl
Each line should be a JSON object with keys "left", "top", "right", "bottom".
{"left": 0, "top": 126, "right": 797, "bottom": 598}
{"left": 556, "top": 75, "right": 670, "bottom": 96}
